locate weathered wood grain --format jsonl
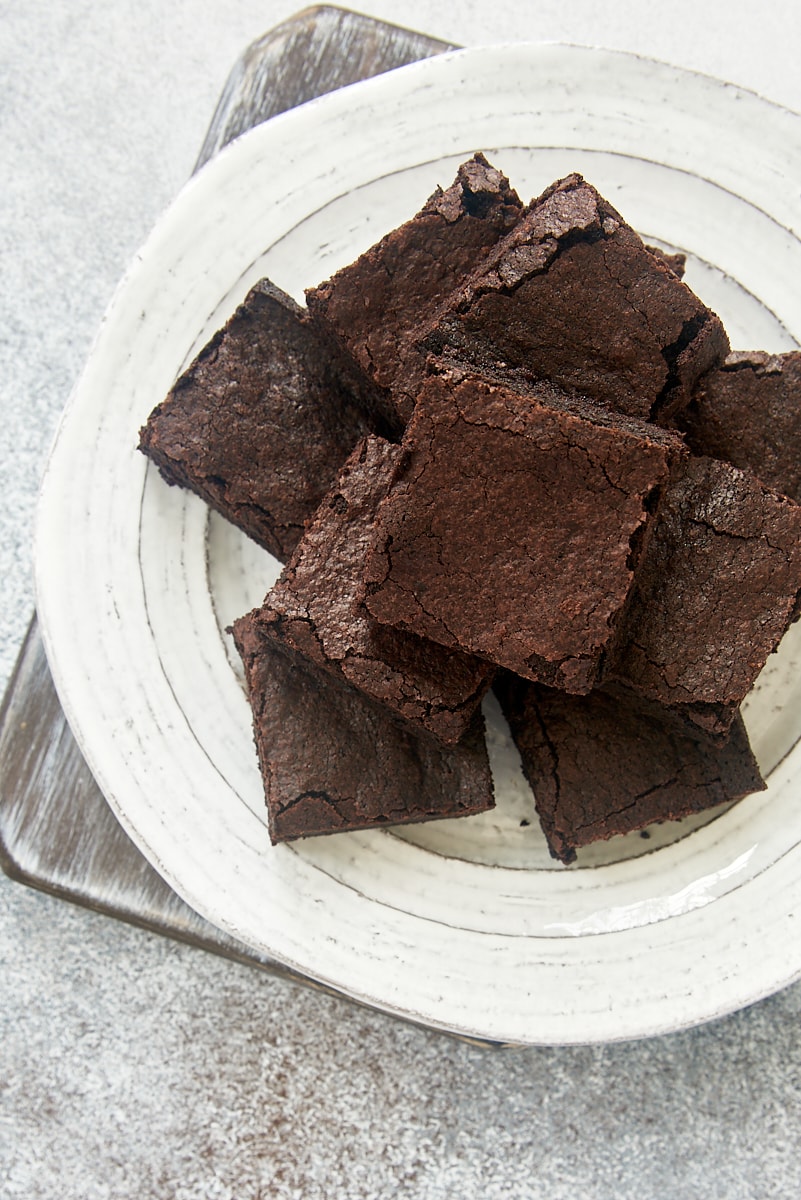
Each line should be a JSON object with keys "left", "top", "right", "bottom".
{"left": 0, "top": 617, "right": 276, "bottom": 963}
{"left": 0, "top": 7, "right": 448, "bottom": 968}
{"left": 196, "top": 6, "right": 453, "bottom": 170}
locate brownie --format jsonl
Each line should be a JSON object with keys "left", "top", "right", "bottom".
{"left": 363, "top": 362, "right": 686, "bottom": 693}
{"left": 258, "top": 435, "right": 494, "bottom": 743}
{"left": 607, "top": 454, "right": 801, "bottom": 736}
{"left": 495, "top": 672, "right": 765, "bottom": 864}
{"left": 138, "top": 279, "right": 381, "bottom": 563}
{"left": 679, "top": 350, "right": 801, "bottom": 501}
{"left": 599, "top": 680, "right": 736, "bottom": 745}
{"left": 231, "top": 611, "right": 495, "bottom": 843}
{"left": 646, "top": 245, "right": 687, "bottom": 279}
{"left": 419, "top": 174, "right": 728, "bottom": 422}
{"left": 306, "top": 153, "right": 523, "bottom": 431}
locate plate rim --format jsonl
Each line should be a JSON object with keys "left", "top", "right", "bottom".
{"left": 34, "top": 41, "right": 801, "bottom": 1045}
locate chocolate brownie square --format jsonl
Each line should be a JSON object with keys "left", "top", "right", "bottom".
{"left": 420, "top": 174, "right": 728, "bottom": 422}
{"left": 231, "top": 612, "right": 494, "bottom": 843}
{"left": 363, "top": 362, "right": 685, "bottom": 693}
{"left": 495, "top": 673, "right": 765, "bottom": 864}
{"left": 258, "top": 435, "right": 494, "bottom": 744}
{"left": 608, "top": 455, "right": 801, "bottom": 736}
{"left": 679, "top": 351, "right": 801, "bottom": 501}
{"left": 306, "top": 153, "right": 523, "bottom": 430}
{"left": 138, "top": 279, "right": 381, "bottom": 563}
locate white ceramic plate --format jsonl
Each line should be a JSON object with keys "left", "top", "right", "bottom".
{"left": 36, "top": 44, "right": 801, "bottom": 1045}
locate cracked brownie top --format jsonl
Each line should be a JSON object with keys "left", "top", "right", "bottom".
{"left": 230, "top": 611, "right": 494, "bottom": 844}
{"left": 252, "top": 435, "right": 494, "bottom": 745}
{"left": 138, "top": 279, "right": 380, "bottom": 562}
{"left": 608, "top": 454, "right": 801, "bottom": 731}
{"left": 418, "top": 173, "right": 729, "bottom": 423}
{"left": 363, "top": 361, "right": 686, "bottom": 693}
{"left": 306, "top": 153, "right": 524, "bottom": 432}
{"left": 494, "top": 673, "right": 765, "bottom": 864}
{"left": 679, "top": 350, "right": 801, "bottom": 502}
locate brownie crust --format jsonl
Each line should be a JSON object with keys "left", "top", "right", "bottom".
{"left": 420, "top": 174, "right": 728, "bottom": 422}
{"left": 495, "top": 673, "right": 765, "bottom": 864}
{"left": 364, "top": 363, "right": 685, "bottom": 693}
{"left": 258, "top": 435, "right": 493, "bottom": 743}
{"left": 679, "top": 350, "right": 801, "bottom": 502}
{"left": 231, "top": 612, "right": 495, "bottom": 843}
{"left": 608, "top": 455, "right": 801, "bottom": 730}
{"left": 138, "top": 279, "right": 377, "bottom": 562}
{"left": 306, "top": 153, "right": 523, "bottom": 430}
{"left": 646, "top": 245, "right": 687, "bottom": 279}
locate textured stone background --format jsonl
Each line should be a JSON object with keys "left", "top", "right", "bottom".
{"left": 4, "top": 3, "right": 801, "bottom": 1197}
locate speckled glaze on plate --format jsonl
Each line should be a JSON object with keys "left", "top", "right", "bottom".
{"left": 35, "top": 44, "right": 801, "bottom": 1045}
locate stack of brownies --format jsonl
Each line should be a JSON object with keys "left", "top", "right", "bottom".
{"left": 139, "top": 155, "right": 801, "bottom": 863}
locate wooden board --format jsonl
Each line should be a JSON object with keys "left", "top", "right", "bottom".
{"left": 0, "top": 6, "right": 452, "bottom": 972}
